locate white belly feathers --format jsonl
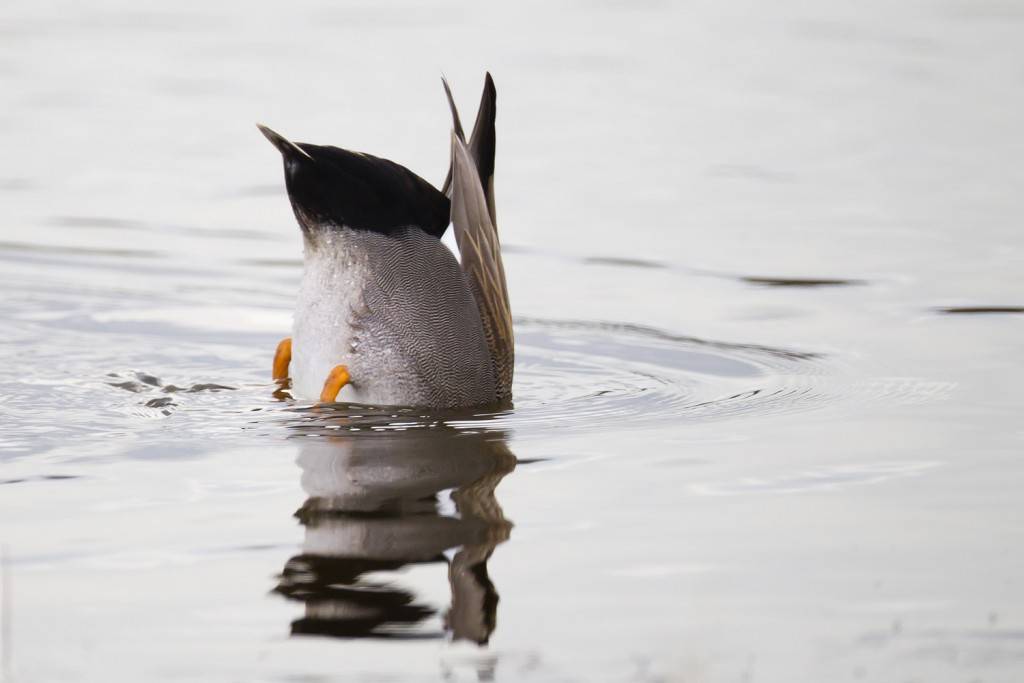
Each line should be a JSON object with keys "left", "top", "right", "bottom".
{"left": 289, "top": 228, "right": 497, "bottom": 407}
{"left": 290, "top": 232, "right": 367, "bottom": 402}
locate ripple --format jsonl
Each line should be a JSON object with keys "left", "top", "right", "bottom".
{"left": 274, "top": 318, "right": 833, "bottom": 438}
{"left": 26, "top": 318, "right": 946, "bottom": 454}
{"left": 936, "top": 306, "right": 1024, "bottom": 315}
{"left": 0, "top": 241, "right": 161, "bottom": 259}
{"left": 582, "top": 256, "right": 667, "bottom": 269}
{"left": 740, "top": 276, "right": 865, "bottom": 288}
{"left": 571, "top": 248, "right": 867, "bottom": 288}
{"left": 690, "top": 461, "right": 937, "bottom": 496}
{"left": 107, "top": 371, "right": 235, "bottom": 395}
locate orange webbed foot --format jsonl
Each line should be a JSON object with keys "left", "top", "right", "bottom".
{"left": 272, "top": 337, "right": 292, "bottom": 380}
{"left": 319, "top": 365, "right": 351, "bottom": 403}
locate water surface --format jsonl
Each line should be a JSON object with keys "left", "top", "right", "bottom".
{"left": 2, "top": 0, "right": 1023, "bottom": 681}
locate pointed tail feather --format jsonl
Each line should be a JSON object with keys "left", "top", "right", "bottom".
{"left": 440, "top": 74, "right": 497, "bottom": 226}
{"left": 441, "top": 77, "right": 467, "bottom": 143}
{"left": 256, "top": 123, "right": 313, "bottom": 161}
{"left": 449, "top": 133, "right": 513, "bottom": 400}
{"left": 466, "top": 73, "right": 496, "bottom": 226}
{"left": 439, "top": 77, "right": 464, "bottom": 198}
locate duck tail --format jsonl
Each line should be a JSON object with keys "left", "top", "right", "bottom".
{"left": 440, "top": 74, "right": 497, "bottom": 225}
{"left": 446, "top": 75, "right": 513, "bottom": 400}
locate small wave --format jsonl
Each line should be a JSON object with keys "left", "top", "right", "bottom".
{"left": 86, "top": 320, "right": 954, "bottom": 446}
{"left": 936, "top": 306, "right": 1024, "bottom": 315}
{"left": 272, "top": 318, "right": 833, "bottom": 438}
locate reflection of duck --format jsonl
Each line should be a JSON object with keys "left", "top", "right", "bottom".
{"left": 275, "top": 427, "right": 515, "bottom": 644}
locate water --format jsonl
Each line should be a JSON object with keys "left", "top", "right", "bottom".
{"left": 2, "top": 0, "right": 1023, "bottom": 681}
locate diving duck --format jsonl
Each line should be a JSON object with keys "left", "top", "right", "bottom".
{"left": 259, "top": 75, "right": 512, "bottom": 408}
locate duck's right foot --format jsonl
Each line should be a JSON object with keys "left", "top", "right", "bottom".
{"left": 319, "top": 365, "right": 351, "bottom": 403}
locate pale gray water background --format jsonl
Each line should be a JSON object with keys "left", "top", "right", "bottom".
{"left": 2, "top": 0, "right": 1024, "bottom": 681}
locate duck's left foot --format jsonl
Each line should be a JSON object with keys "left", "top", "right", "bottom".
{"left": 319, "top": 365, "right": 351, "bottom": 403}
{"left": 273, "top": 337, "right": 292, "bottom": 380}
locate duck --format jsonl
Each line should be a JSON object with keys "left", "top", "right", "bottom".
{"left": 258, "top": 74, "right": 512, "bottom": 408}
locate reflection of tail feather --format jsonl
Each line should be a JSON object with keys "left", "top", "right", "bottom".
{"left": 444, "top": 443, "right": 514, "bottom": 645}
{"left": 447, "top": 552, "right": 499, "bottom": 645}
{"left": 452, "top": 441, "right": 516, "bottom": 537}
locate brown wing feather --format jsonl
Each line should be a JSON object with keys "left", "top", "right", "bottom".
{"left": 449, "top": 133, "right": 513, "bottom": 400}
